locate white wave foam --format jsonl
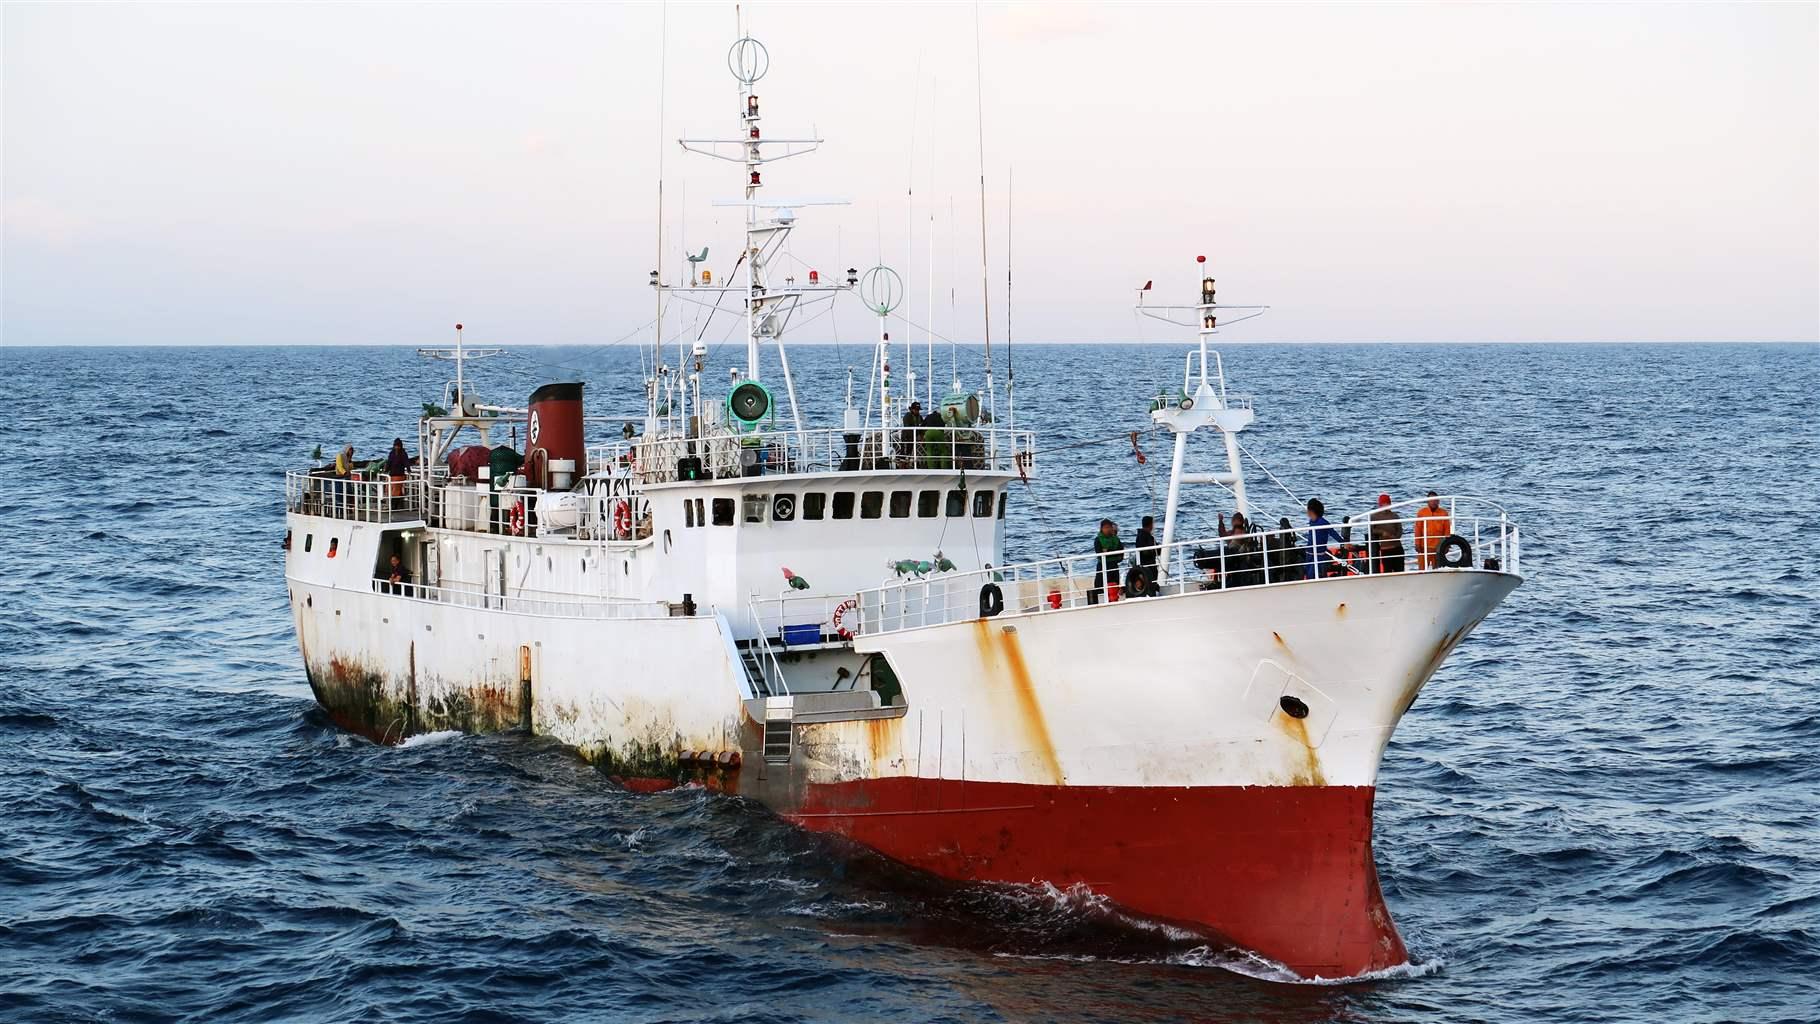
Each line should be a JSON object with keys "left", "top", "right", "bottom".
{"left": 399, "top": 730, "right": 462, "bottom": 748}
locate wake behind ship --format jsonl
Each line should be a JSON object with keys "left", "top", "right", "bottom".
{"left": 281, "top": 30, "right": 1523, "bottom": 981}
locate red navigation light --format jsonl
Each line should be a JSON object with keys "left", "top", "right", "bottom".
{"left": 455, "top": 323, "right": 463, "bottom": 330}
{"left": 1196, "top": 255, "right": 1206, "bottom": 264}
{"left": 809, "top": 270, "right": 819, "bottom": 284}
{"left": 750, "top": 171, "right": 761, "bottom": 185}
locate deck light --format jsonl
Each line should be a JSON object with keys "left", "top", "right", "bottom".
{"left": 649, "top": 270, "right": 660, "bottom": 286}
{"left": 747, "top": 95, "right": 759, "bottom": 116}
{"left": 750, "top": 171, "right": 761, "bottom": 186}
{"left": 846, "top": 267, "right": 859, "bottom": 286}
{"left": 1201, "top": 277, "right": 1216, "bottom": 304}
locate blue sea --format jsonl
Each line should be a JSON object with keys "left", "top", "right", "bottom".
{"left": 3, "top": 341, "right": 1816, "bottom": 1023}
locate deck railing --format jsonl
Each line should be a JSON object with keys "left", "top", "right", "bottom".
{"left": 368, "top": 578, "right": 670, "bottom": 620}
{"left": 286, "top": 471, "right": 420, "bottom": 523}
{"left": 854, "top": 496, "right": 1519, "bottom": 637}
{"left": 589, "top": 425, "right": 1037, "bottom": 483}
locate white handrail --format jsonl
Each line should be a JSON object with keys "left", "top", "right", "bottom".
{"left": 368, "top": 578, "right": 670, "bottom": 620}
{"left": 854, "top": 496, "right": 1521, "bottom": 637}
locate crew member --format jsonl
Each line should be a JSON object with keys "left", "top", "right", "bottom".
{"left": 1090, "top": 519, "right": 1124, "bottom": 605}
{"left": 1305, "top": 498, "right": 1342, "bottom": 579}
{"left": 1415, "top": 491, "right": 1452, "bottom": 569}
{"left": 1368, "top": 493, "right": 1407, "bottom": 573}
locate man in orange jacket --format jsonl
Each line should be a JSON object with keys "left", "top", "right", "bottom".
{"left": 1415, "top": 491, "right": 1452, "bottom": 569}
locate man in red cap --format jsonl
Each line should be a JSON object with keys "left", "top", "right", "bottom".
{"left": 1367, "top": 493, "right": 1407, "bottom": 574}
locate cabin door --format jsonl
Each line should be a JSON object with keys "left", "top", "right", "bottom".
{"left": 485, "top": 548, "right": 505, "bottom": 607}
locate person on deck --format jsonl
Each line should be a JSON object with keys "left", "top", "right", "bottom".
{"left": 1219, "top": 512, "right": 1265, "bottom": 587}
{"left": 379, "top": 553, "right": 412, "bottom": 596}
{"left": 385, "top": 439, "right": 410, "bottom": 477}
{"left": 901, "top": 402, "right": 923, "bottom": 466}
{"left": 331, "top": 444, "right": 357, "bottom": 513}
{"left": 1305, "top": 498, "right": 1343, "bottom": 579}
{"left": 1089, "top": 519, "right": 1124, "bottom": 605}
{"left": 1415, "top": 491, "right": 1452, "bottom": 569}
{"left": 1368, "top": 493, "right": 1407, "bottom": 574}
{"left": 1268, "top": 516, "right": 1302, "bottom": 583}
{"left": 1135, "top": 516, "right": 1159, "bottom": 573}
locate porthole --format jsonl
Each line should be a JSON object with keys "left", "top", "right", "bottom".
{"left": 1279, "top": 695, "right": 1310, "bottom": 720}
{"left": 326, "top": 538, "right": 338, "bottom": 558}
{"left": 547, "top": 557, "right": 553, "bottom": 572}
{"left": 303, "top": 534, "right": 313, "bottom": 553}
{"left": 306, "top": 595, "right": 312, "bottom": 608}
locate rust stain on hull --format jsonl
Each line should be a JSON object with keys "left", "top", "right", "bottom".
{"left": 972, "top": 621, "right": 1063, "bottom": 786}
{"left": 1275, "top": 712, "right": 1326, "bottom": 787}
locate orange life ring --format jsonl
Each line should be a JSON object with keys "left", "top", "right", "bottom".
{"left": 831, "top": 597, "right": 858, "bottom": 640}
{"left": 613, "top": 499, "right": 633, "bottom": 538}
{"left": 508, "top": 501, "right": 526, "bottom": 536}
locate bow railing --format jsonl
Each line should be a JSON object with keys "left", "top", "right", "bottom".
{"left": 854, "top": 496, "right": 1519, "bottom": 637}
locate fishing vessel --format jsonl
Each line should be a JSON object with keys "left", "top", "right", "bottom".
{"left": 281, "top": 31, "right": 1523, "bottom": 981}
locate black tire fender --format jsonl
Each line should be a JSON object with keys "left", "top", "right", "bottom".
{"left": 1125, "top": 566, "right": 1154, "bottom": 599}
{"left": 1436, "top": 534, "right": 1473, "bottom": 569}
{"left": 979, "top": 582, "right": 1005, "bottom": 618}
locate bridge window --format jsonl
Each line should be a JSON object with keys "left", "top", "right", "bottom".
{"left": 998, "top": 491, "right": 1009, "bottom": 519}
{"left": 684, "top": 501, "right": 696, "bottom": 528}
{"left": 917, "top": 490, "right": 940, "bottom": 517}
{"left": 743, "top": 494, "right": 767, "bottom": 524}
{"left": 712, "top": 498, "right": 734, "bottom": 526}
{"left": 832, "top": 491, "right": 855, "bottom": 519}
{"left": 973, "top": 491, "right": 994, "bottom": 517}
{"left": 946, "top": 490, "right": 966, "bottom": 517}
{"left": 804, "top": 492, "right": 826, "bottom": 520}
{"left": 889, "top": 490, "right": 911, "bottom": 518}
{"left": 303, "top": 534, "right": 313, "bottom": 552}
{"left": 860, "top": 491, "right": 884, "bottom": 519}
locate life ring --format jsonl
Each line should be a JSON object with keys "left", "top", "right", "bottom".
{"left": 613, "top": 499, "right": 633, "bottom": 538}
{"left": 979, "top": 582, "right": 1005, "bottom": 618}
{"left": 831, "top": 597, "right": 858, "bottom": 640}
{"left": 1124, "top": 566, "right": 1154, "bottom": 599}
{"left": 508, "top": 500, "right": 526, "bottom": 537}
{"left": 1436, "top": 534, "right": 1472, "bottom": 569}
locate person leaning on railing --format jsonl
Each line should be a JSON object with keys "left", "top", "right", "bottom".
{"left": 1304, "top": 498, "right": 1344, "bottom": 579}
{"left": 1415, "top": 491, "right": 1452, "bottom": 570}
{"left": 1367, "top": 493, "right": 1407, "bottom": 573}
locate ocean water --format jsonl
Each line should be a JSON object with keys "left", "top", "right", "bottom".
{"left": 2, "top": 341, "right": 1816, "bottom": 1023}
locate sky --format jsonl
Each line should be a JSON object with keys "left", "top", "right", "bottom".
{"left": 3, "top": 2, "right": 1816, "bottom": 347}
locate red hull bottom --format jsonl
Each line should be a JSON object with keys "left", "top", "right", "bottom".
{"left": 783, "top": 778, "right": 1407, "bottom": 980}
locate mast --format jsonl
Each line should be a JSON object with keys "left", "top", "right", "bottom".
{"left": 1006, "top": 164, "right": 1014, "bottom": 435}
{"left": 927, "top": 79, "right": 937, "bottom": 407}
{"left": 1140, "top": 255, "right": 1268, "bottom": 570}
{"left": 973, "top": 7, "right": 995, "bottom": 426}
{"left": 653, "top": 4, "right": 668, "bottom": 396}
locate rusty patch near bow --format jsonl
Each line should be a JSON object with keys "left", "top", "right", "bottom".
{"left": 1274, "top": 711, "right": 1327, "bottom": 787}
{"left": 972, "top": 620, "right": 1062, "bottom": 785}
